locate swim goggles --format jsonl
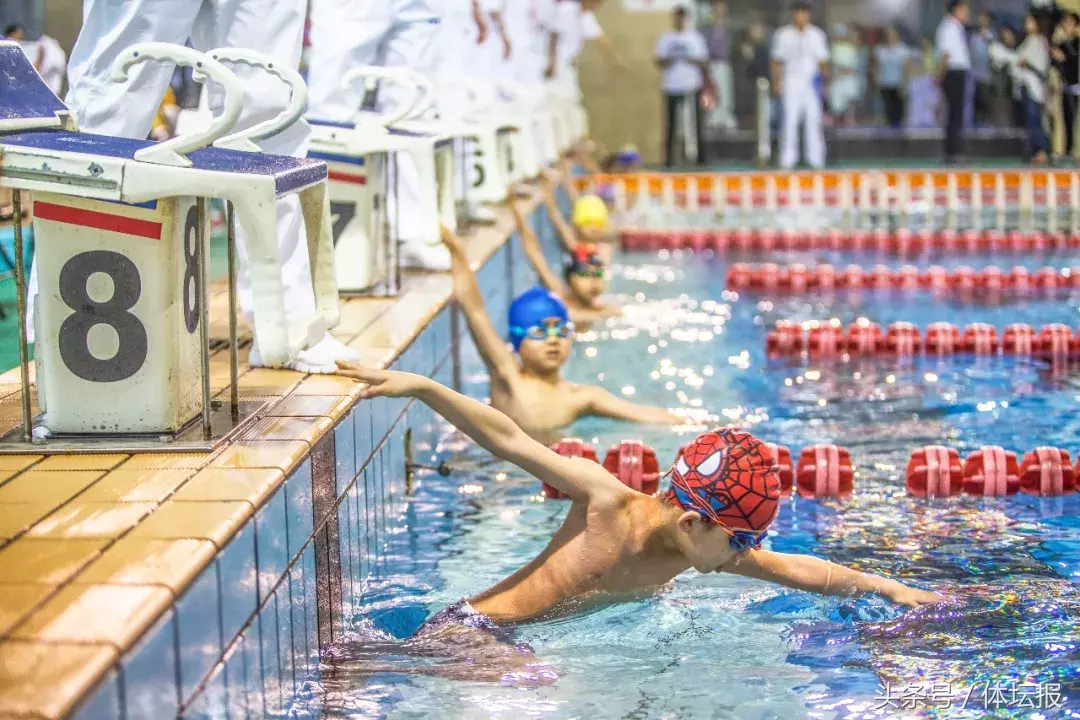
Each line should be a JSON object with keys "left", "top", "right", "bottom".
{"left": 569, "top": 265, "right": 605, "bottom": 279}
{"left": 518, "top": 320, "right": 576, "bottom": 342}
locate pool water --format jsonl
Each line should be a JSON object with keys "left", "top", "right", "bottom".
{"left": 296, "top": 239, "right": 1080, "bottom": 719}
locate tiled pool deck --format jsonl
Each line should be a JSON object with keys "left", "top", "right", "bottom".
{"left": 0, "top": 189, "right": 562, "bottom": 719}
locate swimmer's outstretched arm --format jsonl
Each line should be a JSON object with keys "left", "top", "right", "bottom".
{"left": 539, "top": 172, "right": 581, "bottom": 253}
{"left": 509, "top": 192, "right": 571, "bottom": 298}
{"left": 581, "top": 384, "right": 686, "bottom": 425}
{"left": 335, "top": 363, "right": 624, "bottom": 502}
{"left": 725, "top": 549, "right": 944, "bottom": 608}
{"left": 441, "top": 226, "right": 518, "bottom": 386}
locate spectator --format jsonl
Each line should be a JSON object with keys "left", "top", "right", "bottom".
{"left": 1053, "top": 12, "right": 1079, "bottom": 159}
{"left": 734, "top": 22, "right": 770, "bottom": 128}
{"left": 703, "top": 0, "right": 736, "bottom": 131}
{"left": 830, "top": 24, "right": 860, "bottom": 125}
{"left": 875, "top": 26, "right": 913, "bottom": 128}
{"left": 654, "top": 6, "right": 710, "bottom": 167}
{"left": 971, "top": 12, "right": 995, "bottom": 126}
{"left": 993, "top": 26, "right": 1027, "bottom": 129}
{"left": 920, "top": 36, "right": 939, "bottom": 75}
{"left": 1016, "top": 13, "right": 1050, "bottom": 164}
{"left": 936, "top": 0, "right": 971, "bottom": 163}
{"left": 771, "top": 2, "right": 829, "bottom": 169}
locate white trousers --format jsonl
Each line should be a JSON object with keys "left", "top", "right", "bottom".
{"left": 780, "top": 80, "right": 825, "bottom": 169}
{"left": 708, "top": 61, "right": 736, "bottom": 129}
{"left": 307, "top": 0, "right": 441, "bottom": 247}
{"left": 28, "top": 0, "right": 314, "bottom": 341}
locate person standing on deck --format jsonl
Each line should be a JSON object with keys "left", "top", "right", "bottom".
{"left": 771, "top": 2, "right": 830, "bottom": 169}
{"left": 936, "top": 0, "right": 972, "bottom": 164}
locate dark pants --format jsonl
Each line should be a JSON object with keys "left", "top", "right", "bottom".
{"left": 973, "top": 81, "right": 993, "bottom": 126}
{"left": 943, "top": 69, "right": 967, "bottom": 159}
{"left": 881, "top": 87, "right": 904, "bottom": 128}
{"left": 664, "top": 92, "right": 706, "bottom": 167}
{"left": 1064, "top": 92, "right": 1078, "bottom": 156}
{"left": 1023, "top": 89, "right": 1048, "bottom": 157}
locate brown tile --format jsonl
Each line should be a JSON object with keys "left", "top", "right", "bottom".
{"left": 0, "top": 456, "right": 41, "bottom": 473}
{"left": 0, "top": 584, "right": 54, "bottom": 637}
{"left": 0, "top": 538, "right": 110, "bottom": 585}
{"left": 10, "top": 584, "right": 172, "bottom": 648}
{"left": 171, "top": 467, "right": 285, "bottom": 507}
{"left": 294, "top": 374, "right": 365, "bottom": 398}
{"left": 0, "top": 640, "right": 117, "bottom": 719}
{"left": 128, "top": 500, "right": 252, "bottom": 549}
{"left": 208, "top": 441, "right": 309, "bottom": 472}
{"left": 118, "top": 453, "right": 213, "bottom": 470}
{"left": 35, "top": 454, "right": 128, "bottom": 471}
{"left": 0, "top": 471, "right": 104, "bottom": 505}
{"left": 78, "top": 469, "right": 193, "bottom": 503}
{"left": 236, "top": 416, "right": 333, "bottom": 445}
{"left": 76, "top": 538, "right": 215, "bottom": 596}
{"left": 0, "top": 502, "right": 62, "bottom": 540}
{"left": 25, "top": 502, "right": 156, "bottom": 539}
{"left": 237, "top": 367, "right": 305, "bottom": 394}
{"left": 268, "top": 395, "right": 352, "bottom": 419}
{"left": 335, "top": 345, "right": 396, "bottom": 370}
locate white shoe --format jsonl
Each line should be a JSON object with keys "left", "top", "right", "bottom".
{"left": 249, "top": 333, "right": 360, "bottom": 374}
{"left": 468, "top": 203, "right": 498, "bottom": 224}
{"left": 400, "top": 240, "right": 451, "bottom": 271}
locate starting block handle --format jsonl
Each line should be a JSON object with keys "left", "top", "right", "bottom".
{"left": 341, "top": 66, "right": 427, "bottom": 128}
{"left": 208, "top": 48, "right": 307, "bottom": 152}
{"left": 111, "top": 43, "right": 242, "bottom": 167}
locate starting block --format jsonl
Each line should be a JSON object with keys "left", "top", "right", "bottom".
{"left": 0, "top": 42, "right": 337, "bottom": 446}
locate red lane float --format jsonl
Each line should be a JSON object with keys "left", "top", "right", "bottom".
{"left": 924, "top": 322, "right": 961, "bottom": 354}
{"left": 766, "top": 320, "right": 804, "bottom": 356}
{"left": 1002, "top": 323, "right": 1036, "bottom": 355}
{"left": 846, "top": 321, "right": 883, "bottom": 355}
{"left": 963, "top": 323, "right": 1000, "bottom": 354}
{"left": 1037, "top": 324, "right": 1077, "bottom": 358}
{"left": 730, "top": 263, "right": 1072, "bottom": 297}
{"left": 602, "top": 441, "right": 661, "bottom": 495}
{"left": 796, "top": 444, "right": 854, "bottom": 498}
{"left": 1019, "top": 447, "right": 1076, "bottom": 496}
{"left": 546, "top": 440, "right": 661, "bottom": 496}
{"left": 621, "top": 228, "right": 1080, "bottom": 255}
{"left": 544, "top": 438, "right": 599, "bottom": 498}
{"left": 963, "top": 446, "right": 1020, "bottom": 496}
{"left": 883, "top": 322, "right": 921, "bottom": 357}
{"left": 806, "top": 325, "right": 844, "bottom": 358}
{"left": 906, "top": 446, "right": 964, "bottom": 497}
{"left": 764, "top": 442, "right": 795, "bottom": 496}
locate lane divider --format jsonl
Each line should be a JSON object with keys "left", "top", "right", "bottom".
{"left": 767, "top": 321, "right": 1078, "bottom": 359}
{"left": 620, "top": 227, "right": 1080, "bottom": 256}
{"left": 727, "top": 263, "right": 1080, "bottom": 296}
{"left": 549, "top": 439, "right": 1077, "bottom": 499}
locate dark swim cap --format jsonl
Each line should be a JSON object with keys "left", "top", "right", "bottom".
{"left": 508, "top": 286, "right": 570, "bottom": 351}
{"left": 666, "top": 427, "right": 781, "bottom": 550}
{"left": 564, "top": 244, "right": 604, "bottom": 277}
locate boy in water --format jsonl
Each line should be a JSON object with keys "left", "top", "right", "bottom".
{"left": 440, "top": 225, "right": 680, "bottom": 441}
{"left": 506, "top": 194, "right": 620, "bottom": 324}
{"left": 335, "top": 363, "right": 943, "bottom": 633}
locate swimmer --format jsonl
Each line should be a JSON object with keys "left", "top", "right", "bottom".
{"left": 334, "top": 365, "right": 946, "bottom": 632}
{"left": 439, "top": 226, "right": 681, "bottom": 441}
{"left": 540, "top": 170, "right": 613, "bottom": 253}
{"left": 507, "top": 193, "right": 620, "bottom": 325}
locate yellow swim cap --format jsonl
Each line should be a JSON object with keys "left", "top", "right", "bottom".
{"left": 572, "top": 194, "right": 609, "bottom": 230}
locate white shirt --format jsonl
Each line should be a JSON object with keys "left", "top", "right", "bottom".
{"left": 1017, "top": 34, "right": 1050, "bottom": 102}
{"left": 771, "top": 24, "right": 829, "bottom": 84}
{"left": 935, "top": 16, "right": 971, "bottom": 70}
{"left": 547, "top": 1, "right": 602, "bottom": 73}
{"left": 655, "top": 29, "right": 708, "bottom": 94}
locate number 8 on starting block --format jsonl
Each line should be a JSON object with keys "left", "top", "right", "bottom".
{"left": 33, "top": 193, "right": 206, "bottom": 434}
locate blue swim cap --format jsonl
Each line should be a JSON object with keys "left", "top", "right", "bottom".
{"left": 508, "top": 286, "right": 570, "bottom": 351}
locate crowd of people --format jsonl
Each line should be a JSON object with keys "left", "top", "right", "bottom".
{"left": 689, "top": 0, "right": 1080, "bottom": 166}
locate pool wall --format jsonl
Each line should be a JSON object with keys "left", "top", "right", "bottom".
{"left": 51, "top": 195, "right": 567, "bottom": 720}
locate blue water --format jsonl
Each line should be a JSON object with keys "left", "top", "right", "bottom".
{"left": 297, "top": 243, "right": 1080, "bottom": 719}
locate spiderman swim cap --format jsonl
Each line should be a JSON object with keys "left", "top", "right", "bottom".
{"left": 666, "top": 427, "right": 781, "bottom": 550}
{"left": 508, "top": 286, "right": 570, "bottom": 351}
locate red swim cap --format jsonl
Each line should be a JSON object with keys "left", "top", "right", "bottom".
{"left": 666, "top": 428, "right": 781, "bottom": 548}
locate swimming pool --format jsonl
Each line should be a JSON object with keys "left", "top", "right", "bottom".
{"left": 295, "top": 227, "right": 1079, "bottom": 719}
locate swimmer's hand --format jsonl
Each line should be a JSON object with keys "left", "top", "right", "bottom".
{"left": 439, "top": 224, "right": 466, "bottom": 256}
{"left": 336, "top": 362, "right": 424, "bottom": 399}
{"left": 884, "top": 583, "right": 946, "bottom": 608}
